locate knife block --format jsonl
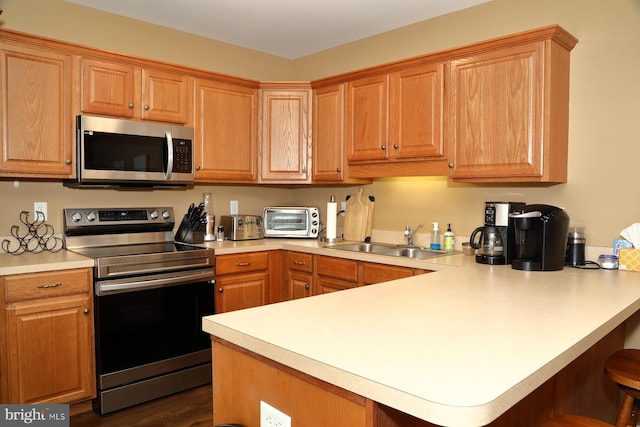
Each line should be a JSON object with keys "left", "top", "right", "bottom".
{"left": 175, "top": 214, "right": 204, "bottom": 244}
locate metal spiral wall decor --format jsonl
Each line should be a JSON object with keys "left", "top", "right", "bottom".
{"left": 2, "top": 211, "right": 63, "bottom": 255}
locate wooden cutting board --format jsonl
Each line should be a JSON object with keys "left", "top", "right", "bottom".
{"left": 343, "top": 188, "right": 375, "bottom": 241}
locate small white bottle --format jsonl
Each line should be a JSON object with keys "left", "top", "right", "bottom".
{"left": 443, "top": 223, "right": 455, "bottom": 251}
{"left": 430, "top": 222, "right": 441, "bottom": 250}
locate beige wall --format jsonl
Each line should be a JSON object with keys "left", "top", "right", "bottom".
{"left": 1, "top": 0, "right": 639, "bottom": 250}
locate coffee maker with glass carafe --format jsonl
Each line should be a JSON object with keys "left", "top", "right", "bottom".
{"left": 470, "top": 201, "right": 525, "bottom": 265}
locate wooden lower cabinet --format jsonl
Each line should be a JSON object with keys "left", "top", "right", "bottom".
{"left": 0, "top": 268, "right": 95, "bottom": 404}
{"left": 215, "top": 252, "right": 269, "bottom": 313}
{"left": 287, "top": 252, "right": 313, "bottom": 299}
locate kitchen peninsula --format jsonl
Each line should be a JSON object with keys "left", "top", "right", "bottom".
{"left": 203, "top": 249, "right": 640, "bottom": 427}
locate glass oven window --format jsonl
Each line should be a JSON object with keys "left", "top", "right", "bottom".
{"left": 95, "top": 281, "right": 214, "bottom": 374}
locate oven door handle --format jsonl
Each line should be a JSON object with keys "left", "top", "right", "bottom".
{"left": 96, "top": 268, "right": 215, "bottom": 296}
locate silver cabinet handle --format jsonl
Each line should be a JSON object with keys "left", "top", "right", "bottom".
{"left": 144, "top": 105, "right": 150, "bottom": 110}
{"left": 65, "top": 159, "right": 71, "bottom": 165}
{"left": 448, "top": 162, "right": 454, "bottom": 168}
{"left": 336, "top": 167, "right": 341, "bottom": 172}
{"left": 218, "top": 288, "right": 223, "bottom": 293}
{"left": 305, "top": 284, "right": 310, "bottom": 289}
{"left": 128, "top": 103, "right": 134, "bottom": 108}
{"left": 235, "top": 262, "right": 251, "bottom": 267}
{"left": 381, "top": 145, "right": 386, "bottom": 150}
{"left": 393, "top": 144, "right": 399, "bottom": 149}
{"left": 294, "top": 261, "right": 306, "bottom": 265}
{"left": 83, "top": 308, "right": 90, "bottom": 314}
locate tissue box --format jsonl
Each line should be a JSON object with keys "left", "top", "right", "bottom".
{"left": 619, "top": 249, "right": 640, "bottom": 272}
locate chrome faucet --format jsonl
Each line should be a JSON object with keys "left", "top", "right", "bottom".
{"left": 403, "top": 224, "right": 423, "bottom": 247}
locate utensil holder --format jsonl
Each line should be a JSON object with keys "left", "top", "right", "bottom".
{"left": 175, "top": 214, "right": 204, "bottom": 244}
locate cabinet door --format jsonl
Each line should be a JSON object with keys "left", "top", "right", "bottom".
{"left": 0, "top": 43, "right": 73, "bottom": 177}
{"left": 5, "top": 295, "right": 95, "bottom": 404}
{"left": 346, "top": 74, "right": 388, "bottom": 162}
{"left": 448, "top": 42, "right": 545, "bottom": 180}
{"left": 81, "top": 58, "right": 135, "bottom": 118}
{"left": 389, "top": 63, "right": 444, "bottom": 159}
{"left": 215, "top": 272, "right": 266, "bottom": 313}
{"left": 195, "top": 79, "right": 258, "bottom": 182}
{"left": 312, "top": 84, "right": 345, "bottom": 182}
{"left": 289, "top": 272, "right": 313, "bottom": 300}
{"left": 141, "top": 68, "right": 189, "bottom": 123}
{"left": 259, "top": 89, "right": 311, "bottom": 183}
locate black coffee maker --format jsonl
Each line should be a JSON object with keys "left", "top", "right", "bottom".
{"left": 510, "top": 204, "right": 570, "bottom": 271}
{"left": 470, "top": 201, "right": 525, "bottom": 265}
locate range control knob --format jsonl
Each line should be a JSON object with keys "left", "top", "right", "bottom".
{"left": 86, "top": 211, "right": 97, "bottom": 222}
{"left": 162, "top": 210, "right": 171, "bottom": 219}
{"left": 71, "top": 212, "right": 83, "bottom": 222}
{"left": 149, "top": 210, "right": 159, "bottom": 219}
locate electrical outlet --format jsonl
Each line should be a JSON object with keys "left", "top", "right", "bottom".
{"left": 340, "top": 201, "right": 347, "bottom": 216}
{"left": 34, "top": 202, "right": 48, "bottom": 220}
{"left": 230, "top": 200, "right": 239, "bottom": 215}
{"left": 260, "top": 401, "right": 291, "bottom": 427}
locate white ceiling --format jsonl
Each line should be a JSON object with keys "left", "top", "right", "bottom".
{"left": 66, "top": 0, "right": 490, "bottom": 59}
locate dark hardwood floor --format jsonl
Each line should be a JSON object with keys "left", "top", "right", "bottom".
{"left": 71, "top": 385, "right": 213, "bottom": 427}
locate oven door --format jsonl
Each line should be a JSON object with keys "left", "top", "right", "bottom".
{"left": 94, "top": 268, "right": 215, "bottom": 391}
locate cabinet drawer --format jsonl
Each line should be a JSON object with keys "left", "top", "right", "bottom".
{"left": 4, "top": 268, "right": 92, "bottom": 303}
{"left": 362, "top": 263, "right": 414, "bottom": 285}
{"left": 316, "top": 256, "right": 358, "bottom": 283}
{"left": 287, "top": 252, "right": 313, "bottom": 273}
{"left": 216, "top": 252, "right": 269, "bottom": 275}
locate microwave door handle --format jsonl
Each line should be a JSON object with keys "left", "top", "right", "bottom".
{"left": 165, "top": 130, "right": 174, "bottom": 179}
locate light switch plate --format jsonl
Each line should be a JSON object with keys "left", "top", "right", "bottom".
{"left": 230, "top": 200, "right": 239, "bottom": 215}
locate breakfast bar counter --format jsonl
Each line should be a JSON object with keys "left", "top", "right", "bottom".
{"left": 203, "top": 254, "right": 640, "bottom": 427}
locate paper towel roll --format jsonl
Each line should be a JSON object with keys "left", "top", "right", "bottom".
{"left": 326, "top": 201, "right": 337, "bottom": 240}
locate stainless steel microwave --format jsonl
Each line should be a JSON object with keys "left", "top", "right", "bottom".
{"left": 263, "top": 207, "right": 320, "bottom": 239}
{"left": 65, "top": 115, "right": 195, "bottom": 188}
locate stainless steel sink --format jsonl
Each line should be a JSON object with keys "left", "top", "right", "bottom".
{"left": 330, "top": 242, "right": 397, "bottom": 254}
{"left": 330, "top": 242, "right": 453, "bottom": 259}
{"left": 380, "top": 247, "right": 447, "bottom": 259}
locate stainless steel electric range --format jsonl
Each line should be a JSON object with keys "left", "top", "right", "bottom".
{"left": 63, "top": 207, "right": 215, "bottom": 415}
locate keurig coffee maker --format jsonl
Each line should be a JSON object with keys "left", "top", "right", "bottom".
{"left": 470, "top": 201, "right": 525, "bottom": 265}
{"left": 510, "top": 204, "right": 570, "bottom": 271}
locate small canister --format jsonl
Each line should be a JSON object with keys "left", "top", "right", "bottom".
{"left": 216, "top": 226, "right": 224, "bottom": 242}
{"left": 565, "top": 226, "right": 586, "bottom": 266}
{"left": 599, "top": 254, "right": 618, "bottom": 270}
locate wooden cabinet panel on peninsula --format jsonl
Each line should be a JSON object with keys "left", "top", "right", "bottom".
{"left": 81, "top": 58, "right": 191, "bottom": 124}
{"left": 447, "top": 27, "right": 577, "bottom": 182}
{"left": 194, "top": 79, "right": 258, "bottom": 182}
{"left": 259, "top": 83, "right": 312, "bottom": 183}
{"left": 0, "top": 42, "right": 74, "bottom": 177}
{"left": 0, "top": 268, "right": 95, "bottom": 404}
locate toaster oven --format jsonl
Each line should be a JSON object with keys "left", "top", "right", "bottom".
{"left": 263, "top": 207, "right": 320, "bottom": 239}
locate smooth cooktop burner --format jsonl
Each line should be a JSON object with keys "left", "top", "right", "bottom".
{"left": 69, "top": 242, "right": 207, "bottom": 260}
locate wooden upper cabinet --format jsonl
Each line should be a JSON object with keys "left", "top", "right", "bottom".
{"left": 81, "top": 58, "right": 190, "bottom": 124}
{"left": 389, "top": 62, "right": 444, "bottom": 159}
{"left": 194, "top": 79, "right": 258, "bottom": 182}
{"left": 0, "top": 42, "right": 74, "bottom": 177}
{"left": 81, "top": 59, "right": 134, "bottom": 118}
{"left": 448, "top": 31, "right": 576, "bottom": 182}
{"left": 346, "top": 74, "right": 389, "bottom": 162}
{"left": 312, "top": 84, "right": 345, "bottom": 182}
{"left": 259, "top": 84, "right": 312, "bottom": 183}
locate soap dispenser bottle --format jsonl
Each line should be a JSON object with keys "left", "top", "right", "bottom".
{"left": 430, "top": 222, "right": 441, "bottom": 250}
{"left": 443, "top": 223, "right": 455, "bottom": 251}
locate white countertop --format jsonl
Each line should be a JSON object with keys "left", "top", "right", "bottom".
{"left": 0, "top": 250, "right": 94, "bottom": 275}
{"left": 202, "top": 248, "right": 640, "bottom": 427}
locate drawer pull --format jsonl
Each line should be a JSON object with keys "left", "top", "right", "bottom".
{"left": 218, "top": 288, "right": 224, "bottom": 293}
{"left": 294, "top": 261, "right": 306, "bottom": 265}
{"left": 235, "top": 262, "right": 251, "bottom": 267}
{"left": 83, "top": 308, "right": 90, "bottom": 314}
{"left": 37, "top": 282, "right": 62, "bottom": 289}
{"left": 305, "top": 284, "right": 310, "bottom": 289}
